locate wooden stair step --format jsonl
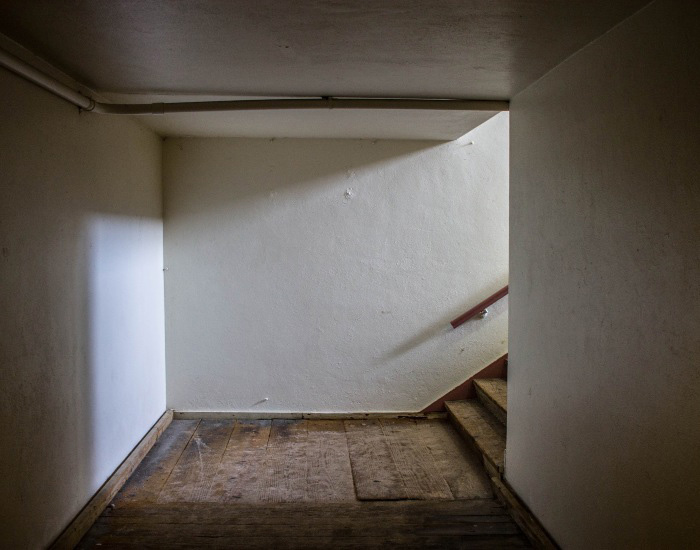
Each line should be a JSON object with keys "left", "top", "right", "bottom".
{"left": 474, "top": 378, "right": 507, "bottom": 425}
{"left": 445, "top": 400, "right": 506, "bottom": 475}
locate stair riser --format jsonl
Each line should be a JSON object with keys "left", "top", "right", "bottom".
{"left": 474, "top": 384, "right": 507, "bottom": 426}
{"left": 446, "top": 406, "right": 504, "bottom": 475}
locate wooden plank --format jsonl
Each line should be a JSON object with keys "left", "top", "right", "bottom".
{"left": 491, "top": 476, "right": 559, "bottom": 549}
{"left": 97, "top": 512, "right": 515, "bottom": 531}
{"left": 157, "top": 420, "right": 234, "bottom": 503}
{"left": 80, "top": 500, "right": 531, "bottom": 548}
{"left": 446, "top": 400, "right": 506, "bottom": 473}
{"left": 304, "top": 420, "right": 356, "bottom": 502}
{"left": 379, "top": 418, "right": 453, "bottom": 500}
{"left": 49, "top": 410, "right": 173, "bottom": 550}
{"left": 83, "top": 518, "right": 522, "bottom": 538}
{"left": 98, "top": 510, "right": 514, "bottom": 526}
{"left": 206, "top": 419, "right": 271, "bottom": 502}
{"left": 80, "top": 499, "right": 530, "bottom": 549}
{"left": 260, "top": 419, "right": 308, "bottom": 502}
{"left": 344, "top": 419, "right": 407, "bottom": 500}
{"left": 80, "top": 532, "right": 530, "bottom": 550}
{"left": 414, "top": 418, "right": 493, "bottom": 499}
{"left": 474, "top": 379, "right": 508, "bottom": 425}
{"left": 112, "top": 419, "right": 200, "bottom": 506}
{"left": 173, "top": 411, "right": 447, "bottom": 420}
{"left": 104, "top": 499, "right": 509, "bottom": 519}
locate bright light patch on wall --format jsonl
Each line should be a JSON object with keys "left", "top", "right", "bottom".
{"left": 87, "top": 214, "right": 166, "bottom": 488}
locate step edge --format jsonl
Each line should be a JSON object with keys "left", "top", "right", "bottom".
{"left": 445, "top": 400, "right": 505, "bottom": 474}
{"left": 473, "top": 380, "right": 507, "bottom": 426}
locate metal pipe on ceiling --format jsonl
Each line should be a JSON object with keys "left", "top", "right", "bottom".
{"left": 92, "top": 97, "right": 509, "bottom": 114}
{"left": 0, "top": 47, "right": 95, "bottom": 111}
{"left": 0, "top": 47, "right": 509, "bottom": 114}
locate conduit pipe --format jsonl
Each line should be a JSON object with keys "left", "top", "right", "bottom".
{"left": 0, "top": 47, "right": 509, "bottom": 114}
{"left": 91, "top": 97, "right": 509, "bottom": 114}
{"left": 0, "top": 47, "right": 95, "bottom": 110}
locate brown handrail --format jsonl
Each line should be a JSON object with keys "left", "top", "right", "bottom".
{"left": 450, "top": 285, "right": 509, "bottom": 328}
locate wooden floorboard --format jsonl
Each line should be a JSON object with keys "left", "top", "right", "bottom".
{"left": 103, "top": 499, "right": 510, "bottom": 518}
{"left": 84, "top": 520, "right": 522, "bottom": 537}
{"left": 80, "top": 534, "right": 530, "bottom": 550}
{"left": 112, "top": 419, "right": 200, "bottom": 506}
{"left": 415, "top": 418, "right": 494, "bottom": 499}
{"left": 157, "top": 420, "right": 234, "bottom": 502}
{"left": 206, "top": 419, "right": 271, "bottom": 502}
{"left": 80, "top": 502, "right": 530, "bottom": 549}
{"left": 379, "top": 418, "right": 454, "bottom": 500}
{"left": 304, "top": 419, "right": 356, "bottom": 501}
{"left": 345, "top": 419, "right": 408, "bottom": 500}
{"left": 79, "top": 417, "right": 531, "bottom": 548}
{"left": 260, "top": 419, "right": 308, "bottom": 502}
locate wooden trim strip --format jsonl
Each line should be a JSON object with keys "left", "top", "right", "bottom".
{"left": 173, "top": 411, "right": 447, "bottom": 420}
{"left": 450, "top": 285, "right": 509, "bottom": 328}
{"left": 491, "top": 475, "right": 560, "bottom": 549}
{"left": 48, "top": 409, "right": 174, "bottom": 550}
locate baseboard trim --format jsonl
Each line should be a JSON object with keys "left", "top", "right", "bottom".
{"left": 490, "top": 475, "right": 560, "bottom": 550}
{"left": 48, "top": 409, "right": 174, "bottom": 550}
{"left": 173, "top": 411, "right": 447, "bottom": 420}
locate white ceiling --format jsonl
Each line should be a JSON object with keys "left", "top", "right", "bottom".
{"left": 0, "top": 1, "right": 648, "bottom": 139}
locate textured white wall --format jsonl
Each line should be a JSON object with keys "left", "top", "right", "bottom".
{"left": 508, "top": 1, "right": 700, "bottom": 547}
{"left": 164, "top": 113, "right": 509, "bottom": 412}
{"left": 0, "top": 71, "right": 165, "bottom": 548}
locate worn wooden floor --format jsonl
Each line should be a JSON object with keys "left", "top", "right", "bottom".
{"left": 78, "top": 418, "right": 530, "bottom": 548}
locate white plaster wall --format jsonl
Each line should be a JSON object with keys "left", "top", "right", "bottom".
{"left": 0, "top": 70, "right": 165, "bottom": 548}
{"left": 508, "top": 1, "right": 700, "bottom": 547}
{"left": 164, "top": 113, "right": 509, "bottom": 412}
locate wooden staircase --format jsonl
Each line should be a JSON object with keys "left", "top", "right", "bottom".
{"left": 446, "top": 379, "right": 507, "bottom": 477}
{"left": 445, "top": 376, "right": 558, "bottom": 549}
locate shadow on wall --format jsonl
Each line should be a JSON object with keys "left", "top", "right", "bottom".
{"left": 163, "top": 137, "right": 449, "bottom": 218}
{"left": 380, "top": 294, "right": 508, "bottom": 362}
{"left": 0, "top": 65, "right": 168, "bottom": 548}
